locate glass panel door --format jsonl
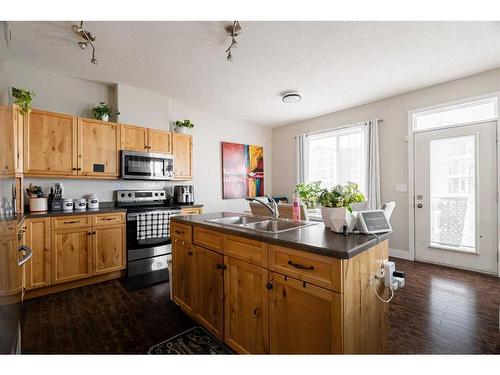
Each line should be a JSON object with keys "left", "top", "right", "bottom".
{"left": 429, "top": 135, "right": 476, "bottom": 252}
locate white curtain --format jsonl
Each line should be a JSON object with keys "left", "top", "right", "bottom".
{"left": 365, "top": 119, "right": 381, "bottom": 210}
{"left": 295, "top": 133, "right": 308, "bottom": 184}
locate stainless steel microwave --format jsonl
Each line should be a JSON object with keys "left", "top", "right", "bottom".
{"left": 121, "top": 150, "right": 174, "bottom": 180}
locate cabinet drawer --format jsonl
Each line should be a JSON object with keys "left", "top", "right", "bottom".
{"left": 171, "top": 222, "right": 192, "bottom": 242}
{"left": 194, "top": 227, "right": 223, "bottom": 253}
{"left": 269, "top": 245, "right": 342, "bottom": 292}
{"left": 180, "top": 207, "right": 203, "bottom": 215}
{"left": 224, "top": 235, "right": 268, "bottom": 267}
{"left": 51, "top": 215, "right": 91, "bottom": 230}
{"left": 93, "top": 212, "right": 125, "bottom": 226}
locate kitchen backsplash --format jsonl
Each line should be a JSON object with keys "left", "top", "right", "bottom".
{"left": 24, "top": 178, "right": 187, "bottom": 202}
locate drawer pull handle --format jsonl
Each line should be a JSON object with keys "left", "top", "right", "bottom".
{"left": 215, "top": 264, "right": 226, "bottom": 270}
{"left": 288, "top": 260, "right": 314, "bottom": 270}
{"left": 64, "top": 220, "right": 80, "bottom": 224}
{"left": 175, "top": 230, "right": 185, "bottom": 235}
{"left": 101, "top": 218, "right": 115, "bottom": 221}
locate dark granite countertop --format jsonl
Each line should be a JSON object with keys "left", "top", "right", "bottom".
{"left": 171, "top": 212, "right": 391, "bottom": 259}
{"left": 24, "top": 206, "right": 127, "bottom": 219}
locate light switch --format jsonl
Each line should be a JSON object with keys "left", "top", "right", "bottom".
{"left": 395, "top": 184, "right": 408, "bottom": 193}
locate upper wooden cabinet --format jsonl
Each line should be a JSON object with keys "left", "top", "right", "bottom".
{"left": 148, "top": 129, "right": 172, "bottom": 154}
{"left": 0, "top": 105, "right": 16, "bottom": 176}
{"left": 13, "top": 105, "right": 24, "bottom": 174}
{"left": 121, "top": 124, "right": 149, "bottom": 152}
{"left": 121, "top": 125, "right": 172, "bottom": 154}
{"left": 172, "top": 133, "right": 193, "bottom": 180}
{"left": 78, "top": 118, "right": 121, "bottom": 177}
{"left": 25, "top": 109, "right": 78, "bottom": 176}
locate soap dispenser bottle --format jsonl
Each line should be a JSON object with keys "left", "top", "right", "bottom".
{"left": 292, "top": 194, "right": 301, "bottom": 221}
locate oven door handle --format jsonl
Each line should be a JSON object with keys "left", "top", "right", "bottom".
{"left": 18, "top": 245, "right": 33, "bottom": 267}
{"left": 127, "top": 211, "right": 181, "bottom": 220}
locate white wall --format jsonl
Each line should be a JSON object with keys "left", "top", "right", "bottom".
{"left": 272, "top": 67, "right": 500, "bottom": 256}
{"left": 2, "top": 61, "right": 116, "bottom": 118}
{"left": 6, "top": 62, "right": 271, "bottom": 211}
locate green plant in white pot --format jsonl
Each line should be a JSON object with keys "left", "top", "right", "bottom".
{"left": 92, "top": 102, "right": 119, "bottom": 122}
{"left": 318, "top": 182, "right": 366, "bottom": 232}
{"left": 12, "top": 87, "right": 35, "bottom": 115}
{"left": 173, "top": 119, "right": 194, "bottom": 134}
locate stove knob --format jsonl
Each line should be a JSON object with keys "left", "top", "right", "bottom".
{"left": 120, "top": 193, "right": 126, "bottom": 198}
{"left": 154, "top": 192, "right": 159, "bottom": 197}
{"left": 160, "top": 192, "right": 165, "bottom": 196}
{"left": 128, "top": 193, "right": 132, "bottom": 198}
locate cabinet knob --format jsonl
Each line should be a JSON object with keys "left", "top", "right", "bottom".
{"left": 266, "top": 282, "right": 273, "bottom": 290}
{"left": 188, "top": 251, "right": 193, "bottom": 256}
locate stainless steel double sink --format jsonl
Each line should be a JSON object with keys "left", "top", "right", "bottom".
{"left": 205, "top": 215, "right": 316, "bottom": 234}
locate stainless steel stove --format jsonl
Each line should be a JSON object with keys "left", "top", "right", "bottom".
{"left": 117, "top": 189, "right": 180, "bottom": 287}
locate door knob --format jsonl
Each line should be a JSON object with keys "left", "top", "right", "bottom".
{"left": 417, "top": 203, "right": 423, "bottom": 208}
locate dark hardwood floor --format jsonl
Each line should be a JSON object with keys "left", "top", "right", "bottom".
{"left": 21, "top": 259, "right": 500, "bottom": 354}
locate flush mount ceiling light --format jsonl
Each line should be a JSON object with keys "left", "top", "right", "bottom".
{"left": 225, "top": 21, "right": 242, "bottom": 61}
{"left": 72, "top": 21, "right": 98, "bottom": 65}
{"left": 282, "top": 92, "right": 302, "bottom": 103}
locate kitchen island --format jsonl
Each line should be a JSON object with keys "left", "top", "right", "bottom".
{"left": 170, "top": 212, "right": 391, "bottom": 354}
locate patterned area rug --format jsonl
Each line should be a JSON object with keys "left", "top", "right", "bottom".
{"left": 148, "top": 327, "right": 232, "bottom": 354}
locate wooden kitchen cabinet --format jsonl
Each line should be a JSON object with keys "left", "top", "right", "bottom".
{"left": 224, "top": 256, "right": 269, "bottom": 354}
{"left": 51, "top": 227, "right": 93, "bottom": 284}
{"left": 194, "top": 246, "right": 224, "bottom": 339}
{"left": 25, "top": 109, "right": 78, "bottom": 176}
{"left": 171, "top": 237, "right": 196, "bottom": 314}
{"left": 172, "top": 133, "right": 193, "bottom": 180}
{"left": 24, "top": 217, "right": 51, "bottom": 290}
{"left": 121, "top": 124, "right": 149, "bottom": 151}
{"left": 78, "top": 118, "right": 121, "bottom": 177}
{"left": 269, "top": 272, "right": 342, "bottom": 354}
{"left": 93, "top": 224, "right": 126, "bottom": 275}
{"left": 0, "top": 105, "right": 15, "bottom": 176}
{"left": 13, "top": 105, "right": 24, "bottom": 174}
{"left": 148, "top": 129, "right": 172, "bottom": 153}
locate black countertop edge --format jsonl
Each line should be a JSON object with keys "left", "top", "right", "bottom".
{"left": 171, "top": 212, "right": 392, "bottom": 259}
{"left": 24, "top": 207, "right": 127, "bottom": 219}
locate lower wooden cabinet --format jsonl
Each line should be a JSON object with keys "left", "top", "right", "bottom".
{"left": 24, "top": 217, "right": 51, "bottom": 290}
{"left": 224, "top": 256, "right": 269, "bottom": 354}
{"left": 269, "top": 272, "right": 342, "bottom": 354}
{"left": 93, "top": 224, "right": 126, "bottom": 275}
{"left": 194, "top": 246, "right": 224, "bottom": 339}
{"left": 51, "top": 227, "right": 93, "bottom": 284}
{"left": 172, "top": 237, "right": 196, "bottom": 314}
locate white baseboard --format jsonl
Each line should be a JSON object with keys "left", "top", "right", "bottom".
{"left": 389, "top": 248, "right": 411, "bottom": 260}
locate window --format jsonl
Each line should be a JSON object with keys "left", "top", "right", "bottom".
{"left": 305, "top": 125, "right": 367, "bottom": 194}
{"left": 413, "top": 97, "right": 497, "bottom": 131}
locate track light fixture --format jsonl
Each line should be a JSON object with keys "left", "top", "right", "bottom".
{"left": 72, "top": 21, "right": 98, "bottom": 65}
{"left": 225, "top": 21, "right": 241, "bottom": 61}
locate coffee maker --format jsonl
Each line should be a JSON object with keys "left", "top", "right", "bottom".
{"left": 174, "top": 185, "right": 194, "bottom": 205}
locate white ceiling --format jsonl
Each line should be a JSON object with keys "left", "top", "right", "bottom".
{"left": 5, "top": 21, "right": 500, "bottom": 127}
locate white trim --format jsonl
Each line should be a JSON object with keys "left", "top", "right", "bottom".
{"left": 414, "top": 257, "right": 498, "bottom": 276}
{"left": 389, "top": 248, "right": 411, "bottom": 260}
{"left": 408, "top": 92, "right": 500, "bottom": 277}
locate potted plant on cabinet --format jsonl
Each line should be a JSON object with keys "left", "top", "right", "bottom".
{"left": 12, "top": 87, "right": 35, "bottom": 115}
{"left": 172, "top": 119, "right": 194, "bottom": 134}
{"left": 92, "top": 102, "right": 119, "bottom": 122}
{"left": 295, "top": 181, "right": 323, "bottom": 209}
{"left": 318, "top": 182, "right": 365, "bottom": 232}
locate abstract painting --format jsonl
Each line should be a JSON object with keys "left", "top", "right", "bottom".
{"left": 222, "top": 142, "right": 264, "bottom": 199}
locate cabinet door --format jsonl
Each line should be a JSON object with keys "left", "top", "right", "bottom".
{"left": 121, "top": 124, "right": 149, "bottom": 151}
{"left": 172, "top": 238, "right": 196, "bottom": 313}
{"left": 78, "top": 118, "right": 120, "bottom": 177}
{"left": 269, "top": 272, "right": 342, "bottom": 354}
{"left": 172, "top": 133, "right": 192, "bottom": 180}
{"left": 51, "top": 228, "right": 93, "bottom": 284}
{"left": 13, "top": 106, "right": 24, "bottom": 174}
{"left": 24, "top": 218, "right": 51, "bottom": 290}
{"left": 0, "top": 105, "right": 14, "bottom": 176}
{"left": 194, "top": 246, "right": 224, "bottom": 339}
{"left": 25, "top": 109, "right": 77, "bottom": 176}
{"left": 93, "top": 224, "right": 126, "bottom": 275}
{"left": 0, "top": 237, "right": 22, "bottom": 296}
{"left": 224, "top": 256, "right": 269, "bottom": 354}
{"left": 148, "top": 129, "right": 172, "bottom": 154}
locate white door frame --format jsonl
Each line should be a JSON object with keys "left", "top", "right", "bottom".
{"left": 407, "top": 93, "right": 500, "bottom": 276}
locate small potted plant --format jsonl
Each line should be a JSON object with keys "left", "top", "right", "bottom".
{"left": 318, "top": 182, "right": 365, "bottom": 233}
{"left": 295, "top": 181, "right": 323, "bottom": 210}
{"left": 172, "top": 119, "right": 194, "bottom": 134}
{"left": 12, "top": 87, "right": 36, "bottom": 115}
{"left": 92, "top": 102, "right": 119, "bottom": 122}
